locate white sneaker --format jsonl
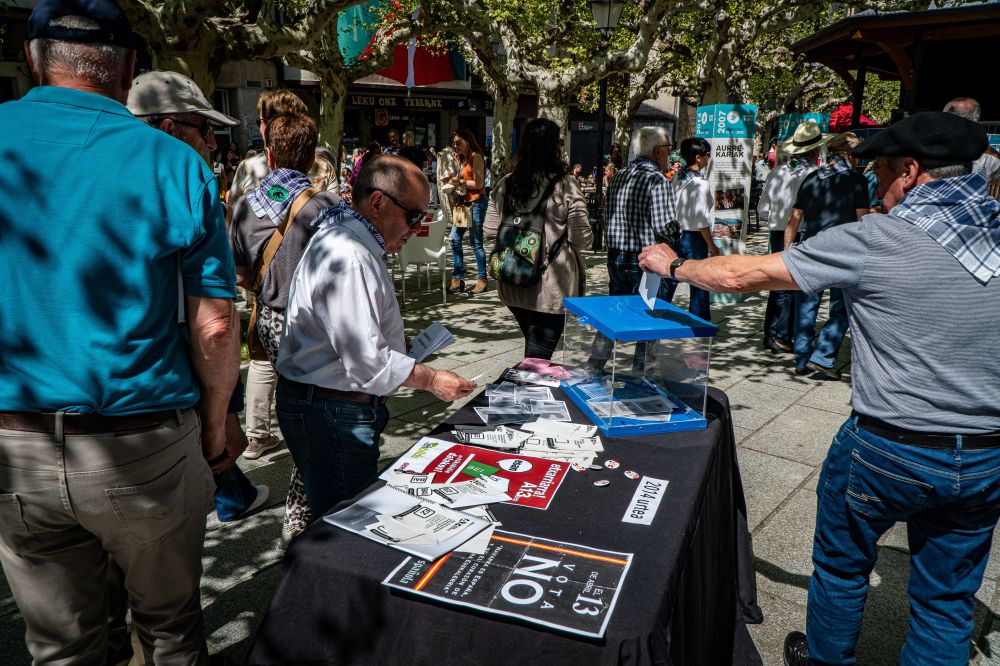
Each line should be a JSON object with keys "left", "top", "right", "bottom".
{"left": 243, "top": 435, "right": 279, "bottom": 460}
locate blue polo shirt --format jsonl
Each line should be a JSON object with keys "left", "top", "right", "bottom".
{"left": 0, "top": 86, "right": 236, "bottom": 414}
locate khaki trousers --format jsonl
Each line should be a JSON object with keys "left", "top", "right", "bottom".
{"left": 0, "top": 411, "right": 214, "bottom": 665}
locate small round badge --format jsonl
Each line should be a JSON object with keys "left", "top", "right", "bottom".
{"left": 571, "top": 462, "right": 588, "bottom": 472}
{"left": 624, "top": 470, "right": 640, "bottom": 480}
{"left": 593, "top": 479, "right": 610, "bottom": 487}
{"left": 267, "top": 185, "right": 289, "bottom": 202}
{"left": 589, "top": 464, "right": 603, "bottom": 471}
{"left": 604, "top": 459, "right": 620, "bottom": 470}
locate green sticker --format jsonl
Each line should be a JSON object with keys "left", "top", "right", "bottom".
{"left": 267, "top": 185, "right": 289, "bottom": 202}
{"left": 463, "top": 461, "right": 500, "bottom": 478}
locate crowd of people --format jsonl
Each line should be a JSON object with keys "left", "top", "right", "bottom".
{"left": 4, "top": 1, "right": 1000, "bottom": 665}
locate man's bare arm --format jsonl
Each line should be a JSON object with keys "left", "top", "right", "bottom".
{"left": 186, "top": 296, "right": 240, "bottom": 465}
{"left": 638, "top": 243, "right": 799, "bottom": 293}
{"left": 784, "top": 208, "right": 803, "bottom": 249}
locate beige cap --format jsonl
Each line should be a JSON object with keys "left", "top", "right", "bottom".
{"left": 127, "top": 71, "right": 239, "bottom": 127}
{"left": 827, "top": 131, "right": 860, "bottom": 153}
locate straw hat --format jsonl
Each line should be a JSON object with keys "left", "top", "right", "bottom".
{"left": 781, "top": 121, "right": 828, "bottom": 155}
{"left": 827, "top": 132, "right": 860, "bottom": 153}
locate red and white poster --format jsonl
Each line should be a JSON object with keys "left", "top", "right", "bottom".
{"left": 380, "top": 438, "right": 570, "bottom": 510}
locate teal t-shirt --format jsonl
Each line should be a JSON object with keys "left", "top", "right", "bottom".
{"left": 0, "top": 86, "right": 236, "bottom": 414}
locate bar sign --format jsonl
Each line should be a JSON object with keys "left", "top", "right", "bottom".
{"left": 621, "top": 476, "right": 669, "bottom": 525}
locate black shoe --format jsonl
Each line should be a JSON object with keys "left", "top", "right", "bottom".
{"left": 764, "top": 337, "right": 793, "bottom": 354}
{"left": 807, "top": 361, "right": 842, "bottom": 380}
{"left": 783, "top": 631, "right": 810, "bottom": 666}
{"left": 794, "top": 366, "right": 811, "bottom": 376}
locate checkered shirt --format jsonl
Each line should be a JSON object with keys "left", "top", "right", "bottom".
{"left": 605, "top": 157, "right": 680, "bottom": 251}
{"left": 890, "top": 171, "right": 1000, "bottom": 284}
{"left": 245, "top": 168, "right": 314, "bottom": 226}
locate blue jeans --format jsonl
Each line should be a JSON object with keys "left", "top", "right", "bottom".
{"left": 764, "top": 231, "right": 792, "bottom": 342}
{"left": 450, "top": 197, "right": 488, "bottom": 279}
{"left": 678, "top": 231, "right": 711, "bottom": 321}
{"left": 275, "top": 379, "right": 389, "bottom": 519}
{"left": 793, "top": 288, "right": 849, "bottom": 369}
{"left": 807, "top": 418, "right": 1000, "bottom": 665}
{"left": 213, "top": 465, "right": 258, "bottom": 522}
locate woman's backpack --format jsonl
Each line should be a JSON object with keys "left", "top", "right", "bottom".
{"left": 487, "top": 177, "right": 567, "bottom": 287}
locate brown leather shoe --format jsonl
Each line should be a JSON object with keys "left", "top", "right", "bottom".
{"left": 470, "top": 278, "right": 488, "bottom": 294}
{"left": 447, "top": 278, "right": 465, "bottom": 294}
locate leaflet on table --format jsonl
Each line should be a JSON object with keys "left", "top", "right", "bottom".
{"left": 521, "top": 419, "right": 598, "bottom": 438}
{"left": 383, "top": 530, "right": 633, "bottom": 638}
{"left": 381, "top": 438, "right": 570, "bottom": 510}
{"left": 501, "top": 367, "right": 562, "bottom": 388}
{"left": 407, "top": 322, "right": 455, "bottom": 363}
{"left": 452, "top": 425, "right": 530, "bottom": 448}
{"left": 454, "top": 505, "right": 502, "bottom": 555}
{"left": 388, "top": 474, "right": 513, "bottom": 509}
{"left": 324, "top": 485, "right": 490, "bottom": 560}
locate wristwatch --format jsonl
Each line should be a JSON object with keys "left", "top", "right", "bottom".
{"left": 669, "top": 258, "right": 687, "bottom": 280}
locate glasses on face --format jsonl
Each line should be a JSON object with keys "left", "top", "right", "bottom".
{"left": 173, "top": 118, "right": 214, "bottom": 139}
{"left": 367, "top": 188, "right": 426, "bottom": 227}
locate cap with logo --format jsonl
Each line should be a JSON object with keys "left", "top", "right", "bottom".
{"left": 28, "top": 0, "right": 137, "bottom": 49}
{"left": 852, "top": 111, "right": 987, "bottom": 162}
{"left": 127, "top": 71, "right": 240, "bottom": 127}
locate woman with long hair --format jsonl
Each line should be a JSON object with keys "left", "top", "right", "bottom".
{"left": 484, "top": 118, "right": 593, "bottom": 360}
{"left": 446, "top": 128, "right": 489, "bottom": 294}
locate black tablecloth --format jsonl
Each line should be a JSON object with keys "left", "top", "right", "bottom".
{"left": 246, "top": 387, "right": 763, "bottom": 665}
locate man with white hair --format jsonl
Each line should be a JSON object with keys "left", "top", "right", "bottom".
{"left": 604, "top": 126, "right": 681, "bottom": 300}
{"left": 0, "top": 0, "right": 239, "bottom": 662}
{"left": 944, "top": 96, "right": 1000, "bottom": 190}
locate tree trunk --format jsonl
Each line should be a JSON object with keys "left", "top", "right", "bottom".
{"left": 317, "top": 71, "right": 349, "bottom": 176}
{"left": 490, "top": 87, "right": 518, "bottom": 181}
{"left": 536, "top": 89, "right": 570, "bottom": 138}
{"left": 152, "top": 49, "right": 217, "bottom": 97}
{"left": 700, "top": 75, "right": 729, "bottom": 106}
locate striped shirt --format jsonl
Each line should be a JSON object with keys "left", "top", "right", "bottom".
{"left": 605, "top": 157, "right": 680, "bottom": 251}
{"left": 783, "top": 214, "right": 1000, "bottom": 433}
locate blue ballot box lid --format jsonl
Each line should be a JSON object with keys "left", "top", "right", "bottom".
{"left": 563, "top": 295, "right": 717, "bottom": 341}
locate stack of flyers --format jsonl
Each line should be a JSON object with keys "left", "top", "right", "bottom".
{"left": 519, "top": 435, "right": 604, "bottom": 469}
{"left": 407, "top": 322, "right": 455, "bottom": 363}
{"left": 521, "top": 419, "right": 598, "bottom": 438}
{"left": 455, "top": 505, "right": 502, "bottom": 554}
{"left": 325, "top": 485, "right": 490, "bottom": 559}
{"left": 587, "top": 395, "right": 678, "bottom": 422}
{"left": 502, "top": 367, "right": 561, "bottom": 388}
{"left": 386, "top": 472, "right": 513, "bottom": 509}
{"left": 452, "top": 425, "right": 531, "bottom": 449}
{"left": 476, "top": 384, "right": 572, "bottom": 424}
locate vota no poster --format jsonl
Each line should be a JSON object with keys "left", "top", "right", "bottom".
{"left": 384, "top": 531, "right": 633, "bottom": 638}
{"left": 381, "top": 438, "right": 570, "bottom": 510}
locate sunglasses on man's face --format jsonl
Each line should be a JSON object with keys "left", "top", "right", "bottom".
{"left": 173, "top": 118, "right": 214, "bottom": 139}
{"left": 368, "top": 188, "right": 426, "bottom": 227}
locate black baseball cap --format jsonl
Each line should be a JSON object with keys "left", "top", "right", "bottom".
{"left": 28, "top": 0, "right": 136, "bottom": 49}
{"left": 853, "top": 111, "right": 987, "bottom": 162}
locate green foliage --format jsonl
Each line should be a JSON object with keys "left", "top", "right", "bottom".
{"left": 861, "top": 75, "right": 900, "bottom": 124}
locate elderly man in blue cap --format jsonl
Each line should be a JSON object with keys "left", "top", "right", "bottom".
{"left": 0, "top": 0, "right": 239, "bottom": 663}
{"left": 638, "top": 112, "right": 1000, "bottom": 666}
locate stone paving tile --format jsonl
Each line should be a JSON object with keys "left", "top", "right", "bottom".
{"left": 740, "top": 404, "right": 844, "bottom": 467}
{"left": 725, "top": 381, "right": 811, "bottom": 433}
{"left": 795, "top": 377, "right": 854, "bottom": 416}
{"left": 736, "top": 447, "right": 813, "bottom": 532}
{"left": 753, "top": 486, "right": 818, "bottom": 608}
{"left": 733, "top": 425, "right": 753, "bottom": 444}
{"left": 746, "top": 589, "right": 806, "bottom": 666}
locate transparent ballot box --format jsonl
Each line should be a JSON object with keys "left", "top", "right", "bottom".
{"left": 561, "top": 295, "right": 717, "bottom": 437}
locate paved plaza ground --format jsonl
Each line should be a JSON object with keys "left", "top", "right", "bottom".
{"left": 2, "top": 228, "right": 1000, "bottom": 665}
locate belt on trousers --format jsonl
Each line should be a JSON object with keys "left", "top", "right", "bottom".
{"left": 855, "top": 414, "right": 1000, "bottom": 450}
{"left": 0, "top": 411, "right": 176, "bottom": 435}
{"left": 283, "top": 380, "right": 385, "bottom": 405}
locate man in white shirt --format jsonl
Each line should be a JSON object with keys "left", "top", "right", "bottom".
{"left": 276, "top": 155, "right": 476, "bottom": 517}
{"left": 756, "top": 121, "right": 822, "bottom": 353}
{"left": 674, "top": 137, "right": 720, "bottom": 321}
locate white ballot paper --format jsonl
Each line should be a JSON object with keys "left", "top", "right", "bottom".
{"left": 325, "top": 485, "right": 490, "bottom": 560}
{"left": 452, "top": 425, "right": 530, "bottom": 449}
{"left": 407, "top": 322, "right": 455, "bottom": 363}
{"left": 639, "top": 271, "right": 661, "bottom": 310}
{"left": 522, "top": 419, "right": 598, "bottom": 438}
{"left": 588, "top": 395, "right": 678, "bottom": 421}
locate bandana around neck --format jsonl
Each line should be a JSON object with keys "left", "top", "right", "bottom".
{"left": 890, "top": 171, "right": 1000, "bottom": 284}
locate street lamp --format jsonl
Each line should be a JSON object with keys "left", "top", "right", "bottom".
{"left": 589, "top": 0, "right": 623, "bottom": 251}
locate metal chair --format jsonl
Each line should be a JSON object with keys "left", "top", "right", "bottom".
{"left": 398, "top": 208, "right": 449, "bottom": 306}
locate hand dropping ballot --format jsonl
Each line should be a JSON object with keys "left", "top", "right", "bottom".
{"left": 639, "top": 271, "right": 661, "bottom": 310}
{"left": 407, "top": 322, "right": 454, "bottom": 362}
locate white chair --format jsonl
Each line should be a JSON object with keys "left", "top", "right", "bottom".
{"left": 398, "top": 208, "right": 449, "bottom": 306}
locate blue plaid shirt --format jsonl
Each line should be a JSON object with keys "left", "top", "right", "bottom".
{"left": 891, "top": 171, "right": 1000, "bottom": 284}
{"left": 246, "top": 168, "right": 314, "bottom": 226}
{"left": 605, "top": 157, "right": 680, "bottom": 251}
{"left": 312, "top": 202, "right": 388, "bottom": 261}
